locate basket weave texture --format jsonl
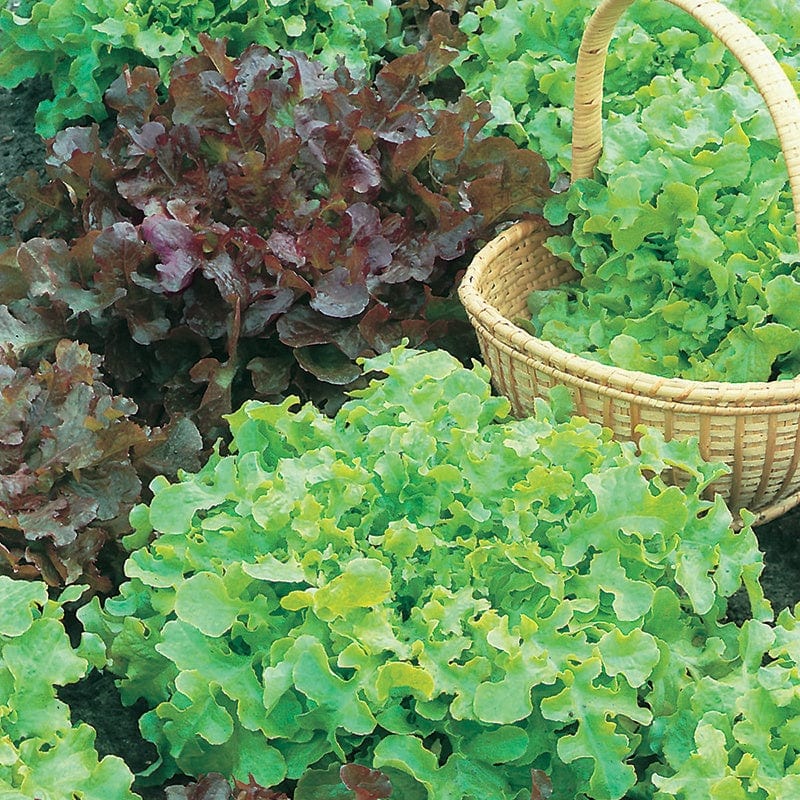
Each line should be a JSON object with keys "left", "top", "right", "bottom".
{"left": 458, "top": 0, "right": 800, "bottom": 524}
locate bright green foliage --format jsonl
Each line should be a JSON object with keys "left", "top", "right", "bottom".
{"left": 0, "top": 576, "right": 138, "bottom": 800}
{"left": 81, "top": 346, "right": 770, "bottom": 798}
{"left": 533, "top": 63, "right": 800, "bottom": 381}
{"left": 650, "top": 613, "right": 800, "bottom": 799}
{"left": 453, "top": 0, "right": 721, "bottom": 169}
{"left": 453, "top": 0, "right": 800, "bottom": 174}
{"left": 0, "top": 0, "right": 406, "bottom": 136}
{"left": 455, "top": 0, "right": 800, "bottom": 381}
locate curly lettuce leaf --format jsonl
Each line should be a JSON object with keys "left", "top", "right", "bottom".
{"left": 0, "top": 0, "right": 424, "bottom": 136}
{"left": 81, "top": 346, "right": 767, "bottom": 798}
{"left": 8, "top": 38, "right": 551, "bottom": 440}
{"left": 0, "top": 576, "right": 138, "bottom": 800}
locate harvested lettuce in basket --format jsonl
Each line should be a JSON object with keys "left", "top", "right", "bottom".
{"left": 516, "top": 3, "right": 800, "bottom": 382}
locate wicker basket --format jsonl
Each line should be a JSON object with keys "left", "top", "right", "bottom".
{"left": 458, "top": 0, "right": 800, "bottom": 525}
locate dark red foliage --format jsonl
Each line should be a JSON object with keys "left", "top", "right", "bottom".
{"left": 233, "top": 774, "right": 291, "bottom": 800}
{"left": 8, "top": 36, "right": 551, "bottom": 440}
{"left": 167, "top": 766, "right": 395, "bottom": 800}
{"left": 0, "top": 340, "right": 156, "bottom": 588}
{"left": 165, "top": 773, "right": 232, "bottom": 800}
{"left": 339, "top": 764, "right": 393, "bottom": 800}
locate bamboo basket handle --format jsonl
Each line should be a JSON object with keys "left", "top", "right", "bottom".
{"left": 571, "top": 0, "right": 800, "bottom": 242}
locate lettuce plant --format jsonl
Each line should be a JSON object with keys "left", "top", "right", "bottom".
{"left": 648, "top": 611, "right": 800, "bottom": 798}
{"left": 0, "top": 575, "right": 137, "bottom": 799}
{"left": 6, "top": 38, "right": 551, "bottom": 440}
{"left": 532, "top": 64, "right": 800, "bottom": 381}
{"left": 168, "top": 764, "right": 394, "bottom": 799}
{"left": 80, "top": 346, "right": 771, "bottom": 798}
{"left": 0, "top": 339, "right": 151, "bottom": 589}
{"left": 0, "top": 0, "right": 428, "bottom": 136}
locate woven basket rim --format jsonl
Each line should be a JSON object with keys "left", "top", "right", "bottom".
{"left": 460, "top": 218, "right": 800, "bottom": 408}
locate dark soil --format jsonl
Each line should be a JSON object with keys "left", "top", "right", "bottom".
{"left": 58, "top": 671, "right": 166, "bottom": 800}
{"left": 3, "top": 77, "right": 800, "bottom": 797}
{"left": 0, "top": 78, "right": 49, "bottom": 238}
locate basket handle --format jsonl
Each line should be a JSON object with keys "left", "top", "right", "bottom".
{"left": 571, "top": 0, "right": 800, "bottom": 241}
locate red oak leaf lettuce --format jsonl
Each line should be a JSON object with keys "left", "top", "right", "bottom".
{"left": 0, "top": 340, "right": 146, "bottom": 589}
{"left": 9, "top": 36, "right": 551, "bottom": 438}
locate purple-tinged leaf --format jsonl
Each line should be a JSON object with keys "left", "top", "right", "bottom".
{"left": 141, "top": 215, "right": 203, "bottom": 293}
{"left": 18, "top": 496, "right": 99, "bottom": 547}
{"left": 0, "top": 469, "right": 37, "bottom": 500}
{"left": 345, "top": 202, "right": 382, "bottom": 240}
{"left": 92, "top": 222, "right": 148, "bottom": 280}
{"left": 294, "top": 344, "right": 362, "bottom": 385}
{"left": 165, "top": 773, "right": 290, "bottom": 800}
{"left": 277, "top": 305, "right": 356, "bottom": 348}
{"left": 343, "top": 146, "right": 381, "bottom": 195}
{"left": 247, "top": 354, "right": 293, "bottom": 396}
{"left": 126, "top": 122, "right": 169, "bottom": 158}
{"left": 183, "top": 279, "right": 234, "bottom": 340}
{"left": 267, "top": 232, "right": 305, "bottom": 267}
{"left": 374, "top": 36, "right": 459, "bottom": 101}
{"left": 7, "top": 169, "right": 75, "bottom": 239}
{"left": 190, "top": 356, "right": 237, "bottom": 439}
{"left": 0, "top": 341, "right": 152, "bottom": 588}
{"left": 91, "top": 222, "right": 148, "bottom": 311}
{"left": 232, "top": 772, "right": 290, "bottom": 799}
{"left": 0, "top": 365, "right": 38, "bottom": 448}
{"left": 231, "top": 47, "right": 283, "bottom": 96}
{"left": 16, "top": 238, "right": 72, "bottom": 298}
{"left": 199, "top": 33, "right": 238, "bottom": 83}
{"left": 104, "top": 66, "right": 161, "bottom": 130}
{"left": 530, "top": 769, "right": 553, "bottom": 800}
{"left": 311, "top": 267, "right": 371, "bottom": 318}
{"left": 170, "top": 60, "right": 234, "bottom": 134}
{"left": 358, "top": 302, "right": 432, "bottom": 352}
{"left": 47, "top": 125, "right": 103, "bottom": 189}
{"left": 241, "top": 289, "right": 296, "bottom": 337}
{"left": 135, "top": 417, "right": 203, "bottom": 480}
{"left": 428, "top": 7, "right": 468, "bottom": 40}
{"left": 283, "top": 51, "right": 338, "bottom": 98}
{"left": 200, "top": 247, "right": 251, "bottom": 306}
{"left": 165, "top": 773, "right": 231, "bottom": 800}
{"left": 461, "top": 137, "right": 553, "bottom": 227}
{"left": 9, "top": 37, "right": 551, "bottom": 437}
{"left": 0, "top": 305, "right": 64, "bottom": 357}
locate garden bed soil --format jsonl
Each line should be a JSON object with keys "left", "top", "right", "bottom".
{"left": 0, "top": 78, "right": 50, "bottom": 235}
{"left": 4, "top": 78, "right": 800, "bottom": 797}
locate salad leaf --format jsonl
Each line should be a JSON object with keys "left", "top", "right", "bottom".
{"left": 164, "top": 771, "right": 293, "bottom": 799}
{"left": 81, "top": 346, "right": 767, "bottom": 798}
{"left": 0, "top": 0, "right": 457, "bottom": 136}
{"left": 0, "top": 575, "right": 138, "bottom": 800}
{"left": 504, "top": 3, "right": 800, "bottom": 382}
{"left": 8, "top": 38, "right": 551, "bottom": 444}
{"left": 0, "top": 339, "right": 155, "bottom": 588}
{"left": 650, "top": 614, "right": 800, "bottom": 799}
{"left": 339, "top": 764, "right": 393, "bottom": 799}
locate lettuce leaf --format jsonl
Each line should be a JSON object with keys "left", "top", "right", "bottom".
{"left": 7, "top": 38, "right": 551, "bottom": 443}
{"left": 0, "top": 577, "right": 138, "bottom": 800}
{"left": 81, "top": 346, "right": 768, "bottom": 798}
